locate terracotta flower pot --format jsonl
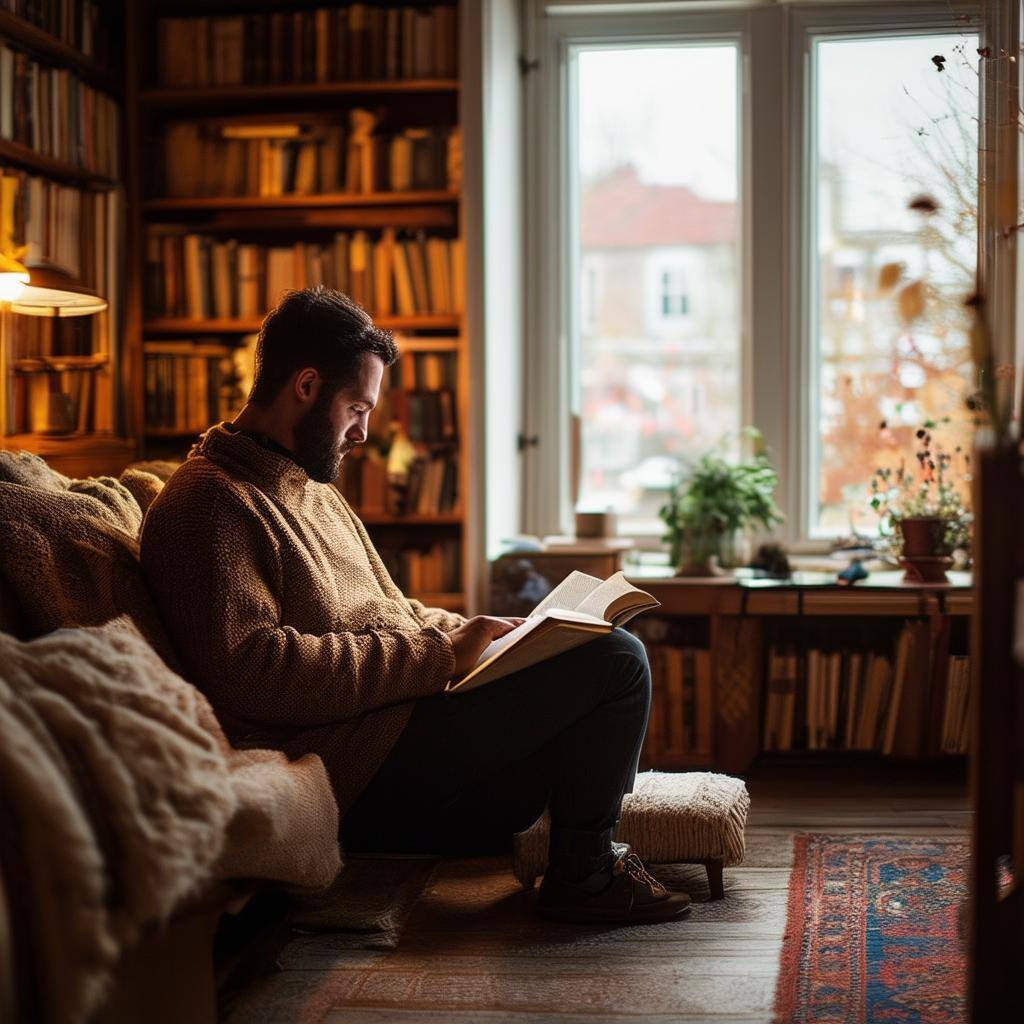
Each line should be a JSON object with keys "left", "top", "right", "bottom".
{"left": 896, "top": 516, "right": 951, "bottom": 583}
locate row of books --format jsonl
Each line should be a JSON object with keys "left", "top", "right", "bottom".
{"left": 7, "top": 363, "right": 101, "bottom": 435}
{"left": 1, "top": 308, "right": 95, "bottom": 360}
{"left": 378, "top": 539, "right": 461, "bottom": 597}
{"left": 337, "top": 450, "right": 459, "bottom": 517}
{"left": 374, "top": 387, "right": 457, "bottom": 445}
{"left": 0, "top": 44, "right": 120, "bottom": 177}
{"left": 143, "top": 342, "right": 242, "bottom": 435}
{"left": 762, "top": 621, "right": 932, "bottom": 756}
{"left": 0, "top": 0, "right": 106, "bottom": 60}
{"left": 940, "top": 655, "right": 972, "bottom": 754}
{"left": 1, "top": 166, "right": 118, "bottom": 285}
{"left": 643, "top": 646, "right": 713, "bottom": 760}
{"left": 145, "top": 229, "right": 465, "bottom": 321}
{"left": 160, "top": 119, "right": 458, "bottom": 198}
{"left": 385, "top": 350, "right": 457, "bottom": 393}
{"left": 157, "top": 6, "right": 458, "bottom": 88}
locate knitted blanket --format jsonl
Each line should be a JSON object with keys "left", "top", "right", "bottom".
{"left": 0, "top": 617, "right": 341, "bottom": 1024}
{"left": 0, "top": 451, "right": 174, "bottom": 662}
{"left": 0, "top": 450, "right": 342, "bottom": 1021}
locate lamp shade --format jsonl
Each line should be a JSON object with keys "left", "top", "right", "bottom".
{"left": 8, "top": 266, "right": 107, "bottom": 317}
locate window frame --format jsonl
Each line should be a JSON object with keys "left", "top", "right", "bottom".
{"left": 788, "top": 5, "right": 986, "bottom": 543}
{"left": 523, "top": 0, "right": 990, "bottom": 549}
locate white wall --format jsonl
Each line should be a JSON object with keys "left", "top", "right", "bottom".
{"left": 462, "top": 0, "right": 525, "bottom": 611}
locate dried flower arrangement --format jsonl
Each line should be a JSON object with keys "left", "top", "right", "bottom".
{"left": 870, "top": 417, "right": 972, "bottom": 567}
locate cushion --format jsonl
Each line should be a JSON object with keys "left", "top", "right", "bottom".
{"left": 0, "top": 451, "right": 176, "bottom": 666}
{"left": 511, "top": 770, "right": 751, "bottom": 888}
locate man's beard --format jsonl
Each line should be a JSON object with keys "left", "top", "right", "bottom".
{"left": 293, "top": 388, "right": 352, "bottom": 483}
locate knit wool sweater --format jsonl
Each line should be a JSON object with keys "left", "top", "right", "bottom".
{"left": 139, "top": 423, "right": 465, "bottom": 817}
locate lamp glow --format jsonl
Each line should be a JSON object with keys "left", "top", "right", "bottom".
{"left": 0, "top": 253, "right": 29, "bottom": 302}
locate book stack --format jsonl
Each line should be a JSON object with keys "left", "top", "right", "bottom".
{"left": 157, "top": 5, "right": 459, "bottom": 87}
{"left": 0, "top": 0, "right": 107, "bottom": 58}
{"left": 644, "top": 645, "right": 713, "bottom": 762}
{"left": 940, "top": 655, "right": 972, "bottom": 754}
{"left": 0, "top": 43, "right": 120, "bottom": 176}
{"left": 160, "top": 118, "right": 459, "bottom": 197}
{"left": 761, "top": 621, "right": 932, "bottom": 756}
{"left": 143, "top": 341, "right": 240, "bottom": 435}
{"left": 378, "top": 538, "right": 461, "bottom": 595}
{"left": 145, "top": 227, "right": 464, "bottom": 320}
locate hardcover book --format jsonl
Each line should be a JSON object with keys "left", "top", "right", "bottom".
{"left": 447, "top": 571, "right": 659, "bottom": 694}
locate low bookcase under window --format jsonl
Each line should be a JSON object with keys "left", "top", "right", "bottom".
{"left": 624, "top": 573, "right": 971, "bottom": 774}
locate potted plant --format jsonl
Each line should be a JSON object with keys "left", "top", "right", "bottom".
{"left": 659, "top": 430, "right": 784, "bottom": 576}
{"left": 869, "top": 418, "right": 971, "bottom": 582}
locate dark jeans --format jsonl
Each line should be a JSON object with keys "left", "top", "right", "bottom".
{"left": 342, "top": 628, "right": 652, "bottom": 855}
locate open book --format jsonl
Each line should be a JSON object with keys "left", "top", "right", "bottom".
{"left": 446, "top": 571, "right": 660, "bottom": 694}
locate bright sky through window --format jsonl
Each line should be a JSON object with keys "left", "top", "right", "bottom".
{"left": 812, "top": 33, "right": 978, "bottom": 537}
{"left": 574, "top": 44, "right": 741, "bottom": 534}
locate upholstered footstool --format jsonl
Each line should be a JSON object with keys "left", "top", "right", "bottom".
{"left": 512, "top": 771, "right": 750, "bottom": 899}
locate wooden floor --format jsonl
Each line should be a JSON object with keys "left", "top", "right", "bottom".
{"left": 223, "top": 769, "right": 970, "bottom": 1024}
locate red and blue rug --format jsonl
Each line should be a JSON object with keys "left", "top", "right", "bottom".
{"left": 774, "top": 834, "right": 967, "bottom": 1023}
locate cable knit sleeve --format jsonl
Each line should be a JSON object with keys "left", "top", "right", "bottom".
{"left": 404, "top": 598, "right": 467, "bottom": 633}
{"left": 141, "top": 486, "right": 456, "bottom": 729}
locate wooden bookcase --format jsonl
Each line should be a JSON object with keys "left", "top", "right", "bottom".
{"left": 626, "top": 572, "right": 973, "bottom": 775}
{"left": 0, "top": 0, "right": 134, "bottom": 478}
{"left": 123, "top": 1, "right": 468, "bottom": 613}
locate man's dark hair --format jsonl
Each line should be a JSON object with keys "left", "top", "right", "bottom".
{"left": 249, "top": 286, "right": 399, "bottom": 406}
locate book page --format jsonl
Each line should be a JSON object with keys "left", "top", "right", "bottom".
{"left": 467, "top": 607, "right": 608, "bottom": 672}
{"left": 470, "top": 615, "right": 544, "bottom": 667}
{"left": 575, "top": 571, "right": 659, "bottom": 625}
{"left": 450, "top": 618, "right": 611, "bottom": 693}
{"left": 529, "top": 571, "right": 603, "bottom": 618}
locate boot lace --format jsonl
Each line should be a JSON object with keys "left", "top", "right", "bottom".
{"left": 614, "top": 849, "right": 668, "bottom": 897}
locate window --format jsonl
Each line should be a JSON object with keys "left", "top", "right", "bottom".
{"left": 809, "top": 32, "right": 979, "bottom": 536}
{"left": 573, "top": 44, "right": 742, "bottom": 534}
{"left": 659, "top": 267, "right": 689, "bottom": 318}
{"left": 524, "top": 4, "right": 988, "bottom": 545}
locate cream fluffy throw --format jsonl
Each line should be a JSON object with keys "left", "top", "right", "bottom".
{"left": 0, "top": 616, "right": 341, "bottom": 1024}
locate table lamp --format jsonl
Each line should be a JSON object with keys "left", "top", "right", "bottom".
{"left": 0, "top": 256, "right": 109, "bottom": 436}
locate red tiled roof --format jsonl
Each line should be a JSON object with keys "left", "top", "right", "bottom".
{"left": 581, "top": 165, "right": 736, "bottom": 248}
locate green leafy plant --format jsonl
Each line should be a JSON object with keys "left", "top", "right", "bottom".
{"left": 869, "top": 417, "right": 972, "bottom": 555}
{"left": 659, "top": 429, "right": 784, "bottom": 573}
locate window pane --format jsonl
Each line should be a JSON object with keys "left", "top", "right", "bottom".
{"left": 575, "top": 45, "right": 741, "bottom": 535}
{"left": 812, "top": 34, "right": 979, "bottom": 536}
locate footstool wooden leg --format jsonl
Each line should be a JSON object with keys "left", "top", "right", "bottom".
{"left": 705, "top": 859, "right": 724, "bottom": 900}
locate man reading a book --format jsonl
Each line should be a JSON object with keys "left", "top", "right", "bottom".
{"left": 141, "top": 286, "right": 689, "bottom": 924}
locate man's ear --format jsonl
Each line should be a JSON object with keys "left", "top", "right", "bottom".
{"left": 294, "top": 368, "right": 319, "bottom": 404}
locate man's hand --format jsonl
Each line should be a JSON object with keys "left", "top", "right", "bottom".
{"left": 448, "top": 616, "right": 527, "bottom": 678}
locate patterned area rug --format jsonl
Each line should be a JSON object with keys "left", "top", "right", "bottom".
{"left": 774, "top": 834, "right": 968, "bottom": 1024}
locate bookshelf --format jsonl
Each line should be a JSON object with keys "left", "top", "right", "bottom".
{"left": 624, "top": 572, "right": 973, "bottom": 774}
{"left": 124, "top": 1, "right": 469, "bottom": 612}
{"left": 0, "top": 0, "right": 132, "bottom": 478}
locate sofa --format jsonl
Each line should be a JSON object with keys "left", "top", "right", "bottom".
{"left": 0, "top": 451, "right": 343, "bottom": 1024}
